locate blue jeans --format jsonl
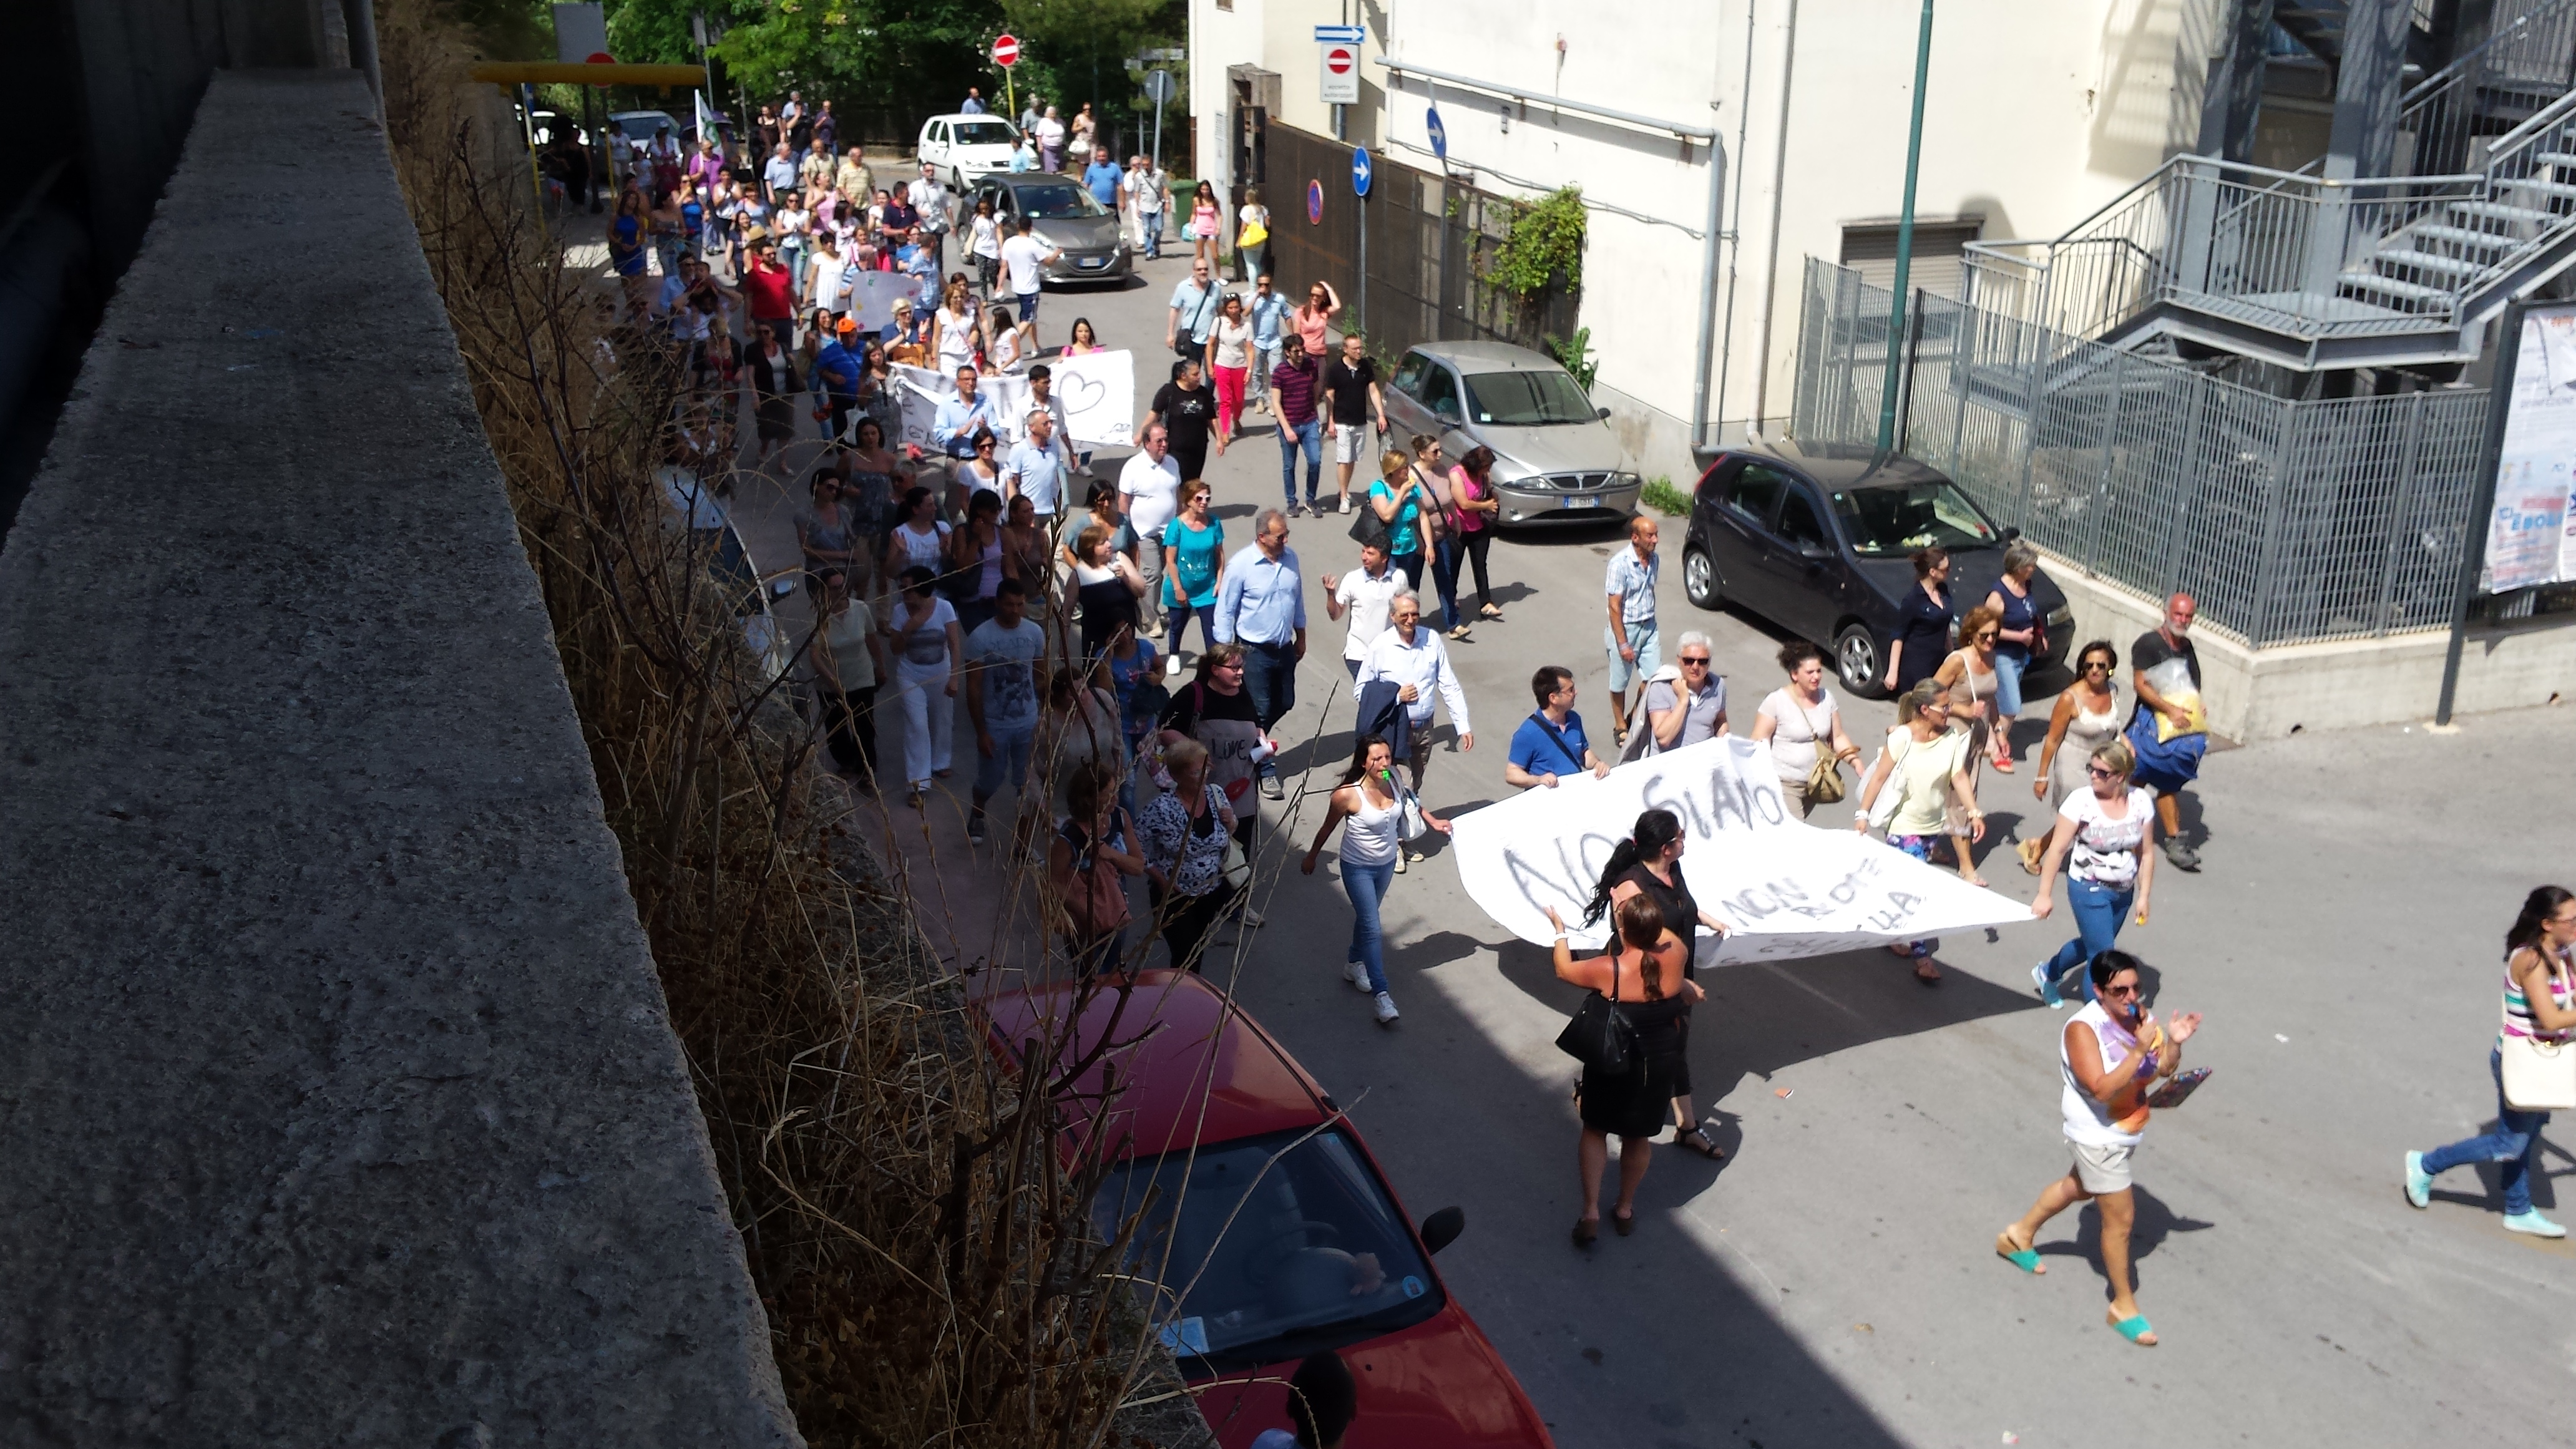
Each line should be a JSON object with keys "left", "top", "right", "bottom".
{"left": 1141, "top": 212, "right": 1164, "bottom": 258}
{"left": 1994, "top": 650, "right": 2028, "bottom": 716}
{"left": 782, "top": 241, "right": 807, "bottom": 296}
{"left": 2044, "top": 876, "right": 2134, "bottom": 1002}
{"left": 1240, "top": 640, "right": 1298, "bottom": 774}
{"left": 2422, "top": 1050, "right": 2549, "bottom": 1216}
{"left": 1166, "top": 603, "right": 1216, "bottom": 658}
{"left": 972, "top": 720, "right": 1037, "bottom": 804}
{"left": 1343, "top": 856, "right": 1398, "bottom": 993}
{"left": 1279, "top": 417, "right": 1322, "bottom": 502}
{"left": 1432, "top": 536, "right": 1464, "bottom": 632}
{"left": 1016, "top": 290, "right": 1041, "bottom": 323}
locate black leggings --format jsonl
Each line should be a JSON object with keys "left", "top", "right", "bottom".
{"left": 1158, "top": 889, "right": 1226, "bottom": 973}
{"left": 1455, "top": 529, "right": 1493, "bottom": 607}
{"left": 822, "top": 685, "right": 879, "bottom": 782}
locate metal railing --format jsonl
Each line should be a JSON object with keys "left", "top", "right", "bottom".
{"left": 1793, "top": 259, "right": 2492, "bottom": 648}
{"left": 2394, "top": 0, "right": 2576, "bottom": 175}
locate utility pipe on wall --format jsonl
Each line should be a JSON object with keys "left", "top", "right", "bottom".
{"left": 1748, "top": 0, "right": 1801, "bottom": 442}
{"left": 1687, "top": 107, "right": 1726, "bottom": 454}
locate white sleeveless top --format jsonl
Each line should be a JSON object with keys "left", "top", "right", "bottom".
{"left": 2061, "top": 1000, "right": 2150, "bottom": 1147}
{"left": 1339, "top": 783, "right": 1401, "bottom": 867}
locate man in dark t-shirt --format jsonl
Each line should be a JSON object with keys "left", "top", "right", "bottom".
{"left": 1146, "top": 358, "right": 1219, "bottom": 484}
{"left": 2125, "top": 592, "right": 2205, "bottom": 872}
{"left": 1322, "top": 332, "right": 1386, "bottom": 513}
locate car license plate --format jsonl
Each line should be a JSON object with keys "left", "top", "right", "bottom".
{"left": 1561, "top": 494, "right": 1595, "bottom": 509}
{"left": 1078, "top": 257, "right": 1105, "bottom": 269}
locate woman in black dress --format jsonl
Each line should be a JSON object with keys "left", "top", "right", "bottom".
{"left": 1886, "top": 545, "right": 1954, "bottom": 695}
{"left": 747, "top": 324, "right": 802, "bottom": 463}
{"left": 1584, "top": 809, "right": 1732, "bottom": 1160}
{"left": 1546, "top": 895, "right": 1700, "bottom": 1246}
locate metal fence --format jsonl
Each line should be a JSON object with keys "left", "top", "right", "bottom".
{"left": 1261, "top": 122, "right": 1578, "bottom": 365}
{"left": 1791, "top": 258, "right": 2492, "bottom": 648}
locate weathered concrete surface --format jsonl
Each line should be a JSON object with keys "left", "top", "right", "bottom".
{"left": 0, "top": 71, "right": 800, "bottom": 1447}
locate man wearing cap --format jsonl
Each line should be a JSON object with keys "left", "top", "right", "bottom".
{"left": 813, "top": 317, "right": 864, "bottom": 440}
{"left": 741, "top": 234, "right": 798, "bottom": 349}
{"left": 1002, "top": 407, "right": 1073, "bottom": 524}
{"left": 933, "top": 366, "right": 1000, "bottom": 459}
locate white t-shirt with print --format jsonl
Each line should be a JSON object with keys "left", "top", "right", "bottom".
{"left": 2059, "top": 785, "right": 2155, "bottom": 887}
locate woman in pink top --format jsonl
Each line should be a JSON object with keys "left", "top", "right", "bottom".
{"left": 1292, "top": 280, "right": 1342, "bottom": 360}
{"left": 1448, "top": 444, "right": 1504, "bottom": 623}
{"left": 1189, "top": 180, "right": 1222, "bottom": 266}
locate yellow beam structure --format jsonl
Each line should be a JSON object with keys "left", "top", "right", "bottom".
{"left": 469, "top": 62, "right": 706, "bottom": 87}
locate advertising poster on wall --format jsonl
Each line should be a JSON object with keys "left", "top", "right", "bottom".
{"left": 2484, "top": 303, "right": 2576, "bottom": 592}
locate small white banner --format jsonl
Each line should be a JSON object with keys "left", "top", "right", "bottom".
{"left": 1447, "top": 735, "right": 2033, "bottom": 962}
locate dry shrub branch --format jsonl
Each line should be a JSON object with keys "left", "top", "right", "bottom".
{"left": 373, "top": 6, "right": 1194, "bottom": 1445}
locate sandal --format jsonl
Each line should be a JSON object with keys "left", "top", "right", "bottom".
{"left": 2016, "top": 837, "right": 2046, "bottom": 875}
{"left": 1991, "top": 755, "right": 2016, "bottom": 773}
{"left": 1674, "top": 1125, "right": 1727, "bottom": 1161}
{"left": 1480, "top": 603, "right": 1505, "bottom": 620}
{"left": 2108, "top": 1310, "right": 2158, "bottom": 1345}
{"left": 1994, "top": 1228, "right": 2046, "bottom": 1274}
{"left": 1612, "top": 1208, "right": 1636, "bottom": 1237}
{"left": 1572, "top": 1216, "right": 1599, "bottom": 1247}
{"left": 1914, "top": 961, "right": 1943, "bottom": 984}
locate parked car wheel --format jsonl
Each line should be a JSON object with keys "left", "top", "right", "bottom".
{"left": 1682, "top": 545, "right": 1722, "bottom": 610}
{"left": 951, "top": 167, "right": 969, "bottom": 193}
{"left": 1835, "top": 623, "right": 1885, "bottom": 699}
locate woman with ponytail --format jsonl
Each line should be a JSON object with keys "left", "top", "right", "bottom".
{"left": 2406, "top": 886, "right": 2576, "bottom": 1237}
{"left": 1582, "top": 810, "right": 1732, "bottom": 1160}
{"left": 1304, "top": 735, "right": 1452, "bottom": 1028}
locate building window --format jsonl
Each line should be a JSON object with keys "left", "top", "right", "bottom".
{"left": 1838, "top": 216, "right": 1984, "bottom": 299}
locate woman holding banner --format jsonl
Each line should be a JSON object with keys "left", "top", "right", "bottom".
{"left": 1856, "top": 680, "right": 1986, "bottom": 983}
{"left": 1583, "top": 809, "right": 1730, "bottom": 1161}
{"left": 1545, "top": 897, "right": 1700, "bottom": 1246}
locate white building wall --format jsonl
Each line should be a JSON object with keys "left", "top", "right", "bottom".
{"left": 1189, "top": 0, "right": 2225, "bottom": 479}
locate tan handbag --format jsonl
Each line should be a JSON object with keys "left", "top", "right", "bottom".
{"left": 1797, "top": 700, "right": 1845, "bottom": 805}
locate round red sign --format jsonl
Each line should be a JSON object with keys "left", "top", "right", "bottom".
{"left": 1325, "top": 45, "right": 1355, "bottom": 74}
{"left": 992, "top": 33, "right": 1021, "bottom": 67}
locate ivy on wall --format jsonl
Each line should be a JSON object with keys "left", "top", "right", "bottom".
{"left": 1485, "top": 185, "right": 1586, "bottom": 298}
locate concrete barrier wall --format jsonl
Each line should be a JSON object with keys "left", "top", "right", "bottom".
{"left": 2040, "top": 547, "right": 2576, "bottom": 741}
{"left": 0, "top": 70, "right": 800, "bottom": 1446}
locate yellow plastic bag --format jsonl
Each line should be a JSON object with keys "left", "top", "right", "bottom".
{"left": 2140, "top": 656, "right": 2206, "bottom": 741}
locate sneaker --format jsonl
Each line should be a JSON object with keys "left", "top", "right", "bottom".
{"left": 1240, "top": 907, "right": 1266, "bottom": 928}
{"left": 1372, "top": 990, "right": 1400, "bottom": 1025}
{"left": 1393, "top": 852, "right": 1407, "bottom": 875}
{"left": 966, "top": 810, "right": 987, "bottom": 846}
{"left": 1164, "top": 653, "right": 1183, "bottom": 678}
{"left": 2161, "top": 837, "right": 2202, "bottom": 872}
{"left": 1347, "top": 960, "right": 1373, "bottom": 992}
{"left": 1339, "top": 495, "right": 1352, "bottom": 514}
{"left": 2032, "top": 961, "right": 2063, "bottom": 1008}
{"left": 1260, "top": 774, "right": 1284, "bottom": 801}
{"left": 2504, "top": 1209, "right": 2567, "bottom": 1238}
{"left": 2403, "top": 1151, "right": 2432, "bottom": 1210}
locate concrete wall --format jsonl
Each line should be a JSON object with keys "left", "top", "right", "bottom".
{"left": 0, "top": 70, "right": 801, "bottom": 1446}
{"left": 1191, "top": 0, "right": 2227, "bottom": 451}
{"left": 2042, "top": 548, "right": 2576, "bottom": 740}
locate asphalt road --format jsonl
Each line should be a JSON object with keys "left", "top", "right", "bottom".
{"left": 733, "top": 250, "right": 2576, "bottom": 1449}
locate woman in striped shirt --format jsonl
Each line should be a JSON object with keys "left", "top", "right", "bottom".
{"left": 2408, "top": 886, "right": 2576, "bottom": 1237}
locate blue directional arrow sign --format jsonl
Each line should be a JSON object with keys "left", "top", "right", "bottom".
{"left": 1425, "top": 105, "right": 1447, "bottom": 163}
{"left": 1313, "top": 24, "right": 1365, "bottom": 42}
{"left": 1352, "top": 145, "right": 1372, "bottom": 197}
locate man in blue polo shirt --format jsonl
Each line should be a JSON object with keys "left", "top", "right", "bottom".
{"left": 811, "top": 316, "right": 864, "bottom": 440}
{"left": 1083, "top": 150, "right": 1125, "bottom": 210}
{"left": 1505, "top": 665, "right": 1613, "bottom": 789}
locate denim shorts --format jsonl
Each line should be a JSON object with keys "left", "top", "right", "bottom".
{"left": 1606, "top": 622, "right": 1661, "bottom": 691}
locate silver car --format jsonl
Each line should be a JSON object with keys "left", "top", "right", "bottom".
{"left": 1381, "top": 341, "right": 1641, "bottom": 525}
{"left": 972, "top": 175, "right": 1133, "bottom": 286}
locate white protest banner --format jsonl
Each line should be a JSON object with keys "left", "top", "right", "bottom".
{"left": 1048, "top": 348, "right": 1136, "bottom": 447}
{"left": 1448, "top": 735, "right": 2031, "bottom": 963}
{"left": 892, "top": 363, "right": 1032, "bottom": 449}
{"left": 846, "top": 270, "right": 930, "bottom": 334}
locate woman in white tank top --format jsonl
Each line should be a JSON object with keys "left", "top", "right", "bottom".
{"left": 2409, "top": 886, "right": 2576, "bottom": 1237}
{"left": 1302, "top": 735, "right": 1451, "bottom": 1025}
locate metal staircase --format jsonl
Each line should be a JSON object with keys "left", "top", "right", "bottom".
{"left": 1964, "top": 0, "right": 2576, "bottom": 373}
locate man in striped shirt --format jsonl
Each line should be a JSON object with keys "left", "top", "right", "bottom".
{"left": 1271, "top": 334, "right": 1325, "bottom": 516}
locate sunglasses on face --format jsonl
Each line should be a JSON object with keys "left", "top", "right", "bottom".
{"left": 2102, "top": 982, "right": 2141, "bottom": 998}
{"left": 1680, "top": 656, "right": 1711, "bottom": 668}
{"left": 2087, "top": 764, "right": 2121, "bottom": 779}
{"left": 2082, "top": 660, "right": 2111, "bottom": 672}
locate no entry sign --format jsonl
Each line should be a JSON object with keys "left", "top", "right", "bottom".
{"left": 1319, "top": 42, "right": 1359, "bottom": 104}
{"left": 991, "top": 33, "right": 1020, "bottom": 67}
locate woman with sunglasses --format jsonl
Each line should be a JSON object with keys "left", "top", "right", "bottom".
{"left": 1995, "top": 949, "right": 2198, "bottom": 1347}
{"left": 1932, "top": 601, "right": 2007, "bottom": 774}
{"left": 2024, "top": 640, "right": 2124, "bottom": 872}
{"left": 1855, "top": 680, "right": 1984, "bottom": 981}
{"left": 1159, "top": 479, "right": 1227, "bottom": 665}
{"left": 2028, "top": 738, "right": 2155, "bottom": 1007}
{"left": 949, "top": 427, "right": 1005, "bottom": 522}
{"left": 2407, "top": 886, "right": 2576, "bottom": 1237}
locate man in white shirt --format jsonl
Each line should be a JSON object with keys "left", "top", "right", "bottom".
{"left": 1002, "top": 407, "right": 1073, "bottom": 521}
{"left": 1118, "top": 424, "right": 1182, "bottom": 637}
{"left": 998, "top": 216, "right": 1063, "bottom": 331}
{"left": 1353, "top": 592, "right": 1474, "bottom": 842}
{"left": 1322, "top": 542, "right": 1402, "bottom": 678}
{"left": 907, "top": 162, "right": 954, "bottom": 275}
{"left": 1132, "top": 157, "right": 1169, "bottom": 259}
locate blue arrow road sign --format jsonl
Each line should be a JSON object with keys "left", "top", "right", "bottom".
{"left": 1425, "top": 105, "right": 1447, "bottom": 162}
{"left": 1352, "top": 146, "right": 1372, "bottom": 197}
{"left": 1314, "top": 24, "right": 1365, "bottom": 42}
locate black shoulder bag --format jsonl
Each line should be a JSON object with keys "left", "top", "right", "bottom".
{"left": 1554, "top": 944, "right": 1637, "bottom": 1076}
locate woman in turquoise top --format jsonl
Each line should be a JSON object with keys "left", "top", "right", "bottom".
{"left": 1368, "top": 445, "right": 1433, "bottom": 592}
{"left": 1160, "top": 478, "right": 1227, "bottom": 661}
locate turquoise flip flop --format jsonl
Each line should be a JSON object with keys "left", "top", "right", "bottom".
{"left": 1994, "top": 1231, "right": 2043, "bottom": 1274}
{"left": 2110, "top": 1314, "right": 2157, "bottom": 1345}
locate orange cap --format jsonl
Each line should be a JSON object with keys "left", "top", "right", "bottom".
{"left": 835, "top": 315, "right": 859, "bottom": 333}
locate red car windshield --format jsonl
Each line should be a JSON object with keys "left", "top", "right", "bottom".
{"left": 1095, "top": 1128, "right": 1442, "bottom": 1367}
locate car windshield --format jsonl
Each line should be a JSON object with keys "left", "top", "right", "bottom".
{"left": 1095, "top": 1128, "right": 1441, "bottom": 1365}
{"left": 1829, "top": 480, "right": 1999, "bottom": 556}
{"left": 1461, "top": 369, "right": 1594, "bottom": 426}
{"left": 952, "top": 120, "right": 1020, "bottom": 147}
{"left": 1016, "top": 181, "right": 1109, "bottom": 219}
{"left": 615, "top": 115, "right": 672, "bottom": 142}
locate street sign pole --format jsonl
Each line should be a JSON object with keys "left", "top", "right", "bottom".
{"left": 1875, "top": 0, "right": 1936, "bottom": 456}
{"left": 1352, "top": 145, "right": 1373, "bottom": 343}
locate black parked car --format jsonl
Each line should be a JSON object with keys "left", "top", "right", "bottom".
{"left": 1680, "top": 442, "right": 2072, "bottom": 696}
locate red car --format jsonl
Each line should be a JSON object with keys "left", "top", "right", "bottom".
{"left": 980, "top": 970, "right": 1555, "bottom": 1449}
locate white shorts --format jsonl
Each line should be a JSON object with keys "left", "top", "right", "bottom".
{"left": 2070, "top": 1139, "right": 2135, "bottom": 1194}
{"left": 1332, "top": 422, "right": 1371, "bottom": 465}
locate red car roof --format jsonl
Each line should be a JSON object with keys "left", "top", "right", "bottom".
{"left": 979, "top": 970, "right": 1331, "bottom": 1161}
